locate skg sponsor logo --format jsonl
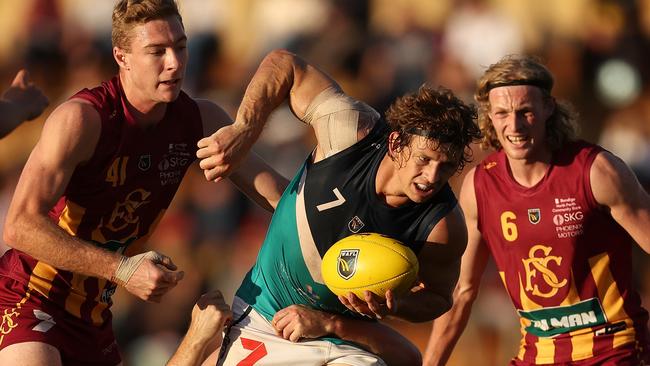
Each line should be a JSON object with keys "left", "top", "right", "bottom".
{"left": 552, "top": 211, "right": 583, "bottom": 225}
{"left": 552, "top": 197, "right": 584, "bottom": 238}
{"left": 158, "top": 143, "right": 191, "bottom": 186}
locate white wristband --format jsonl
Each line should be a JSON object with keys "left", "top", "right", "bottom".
{"left": 111, "top": 251, "right": 159, "bottom": 286}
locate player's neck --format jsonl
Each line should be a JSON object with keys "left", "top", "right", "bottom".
{"left": 506, "top": 156, "right": 551, "bottom": 188}
{"left": 120, "top": 77, "right": 167, "bottom": 127}
{"left": 376, "top": 154, "right": 410, "bottom": 207}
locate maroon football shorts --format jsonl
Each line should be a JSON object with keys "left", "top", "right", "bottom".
{"left": 0, "top": 276, "right": 121, "bottom": 365}
{"left": 509, "top": 341, "right": 649, "bottom": 366}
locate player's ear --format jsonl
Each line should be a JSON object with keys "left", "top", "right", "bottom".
{"left": 113, "top": 47, "right": 129, "bottom": 70}
{"left": 388, "top": 131, "right": 401, "bottom": 156}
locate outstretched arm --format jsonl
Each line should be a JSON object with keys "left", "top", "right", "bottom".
{"left": 590, "top": 151, "right": 650, "bottom": 253}
{"left": 272, "top": 304, "right": 421, "bottom": 366}
{"left": 196, "top": 99, "right": 289, "bottom": 212}
{"left": 422, "top": 168, "right": 490, "bottom": 366}
{"left": 198, "top": 49, "right": 377, "bottom": 182}
{"left": 167, "top": 290, "right": 233, "bottom": 366}
{"left": 3, "top": 99, "right": 184, "bottom": 302}
{"left": 0, "top": 69, "right": 49, "bottom": 137}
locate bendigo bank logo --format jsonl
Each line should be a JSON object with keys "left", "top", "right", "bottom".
{"left": 337, "top": 249, "right": 359, "bottom": 280}
{"left": 522, "top": 245, "right": 567, "bottom": 298}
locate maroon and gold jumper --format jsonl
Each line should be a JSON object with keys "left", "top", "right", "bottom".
{"left": 0, "top": 75, "right": 202, "bottom": 359}
{"left": 474, "top": 140, "right": 649, "bottom": 365}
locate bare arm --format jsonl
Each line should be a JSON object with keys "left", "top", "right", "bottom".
{"left": 590, "top": 151, "right": 650, "bottom": 253}
{"left": 3, "top": 100, "right": 120, "bottom": 279}
{"left": 198, "top": 49, "right": 376, "bottom": 181}
{"left": 196, "top": 99, "right": 289, "bottom": 211}
{"left": 228, "top": 153, "right": 289, "bottom": 211}
{"left": 272, "top": 305, "right": 421, "bottom": 366}
{"left": 422, "top": 168, "right": 490, "bottom": 366}
{"left": 339, "top": 203, "right": 468, "bottom": 323}
{"left": 167, "top": 290, "right": 233, "bottom": 366}
{"left": 3, "top": 99, "right": 184, "bottom": 302}
{"left": 397, "top": 204, "right": 468, "bottom": 322}
{"left": 0, "top": 69, "right": 49, "bottom": 137}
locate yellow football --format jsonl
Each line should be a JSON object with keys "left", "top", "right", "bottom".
{"left": 321, "top": 233, "right": 419, "bottom": 299}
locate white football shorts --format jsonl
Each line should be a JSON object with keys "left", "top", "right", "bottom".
{"left": 216, "top": 296, "right": 386, "bottom": 366}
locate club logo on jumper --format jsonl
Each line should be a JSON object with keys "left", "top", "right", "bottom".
{"left": 528, "top": 208, "right": 541, "bottom": 224}
{"left": 0, "top": 307, "right": 19, "bottom": 346}
{"left": 348, "top": 216, "right": 365, "bottom": 233}
{"left": 337, "top": 249, "right": 360, "bottom": 280}
{"left": 158, "top": 143, "right": 191, "bottom": 186}
{"left": 32, "top": 310, "right": 56, "bottom": 333}
{"left": 552, "top": 197, "right": 584, "bottom": 239}
{"left": 522, "top": 245, "right": 567, "bottom": 298}
{"left": 93, "top": 188, "right": 151, "bottom": 243}
{"left": 518, "top": 298, "right": 607, "bottom": 337}
{"left": 138, "top": 155, "right": 151, "bottom": 171}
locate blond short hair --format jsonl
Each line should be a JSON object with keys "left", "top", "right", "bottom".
{"left": 112, "top": 0, "right": 183, "bottom": 51}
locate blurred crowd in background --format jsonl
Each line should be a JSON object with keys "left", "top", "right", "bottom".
{"left": 0, "top": 0, "right": 649, "bottom": 365}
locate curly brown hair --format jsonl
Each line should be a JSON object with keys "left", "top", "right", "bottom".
{"left": 112, "top": 0, "right": 184, "bottom": 51}
{"left": 385, "top": 86, "right": 481, "bottom": 172}
{"left": 475, "top": 55, "right": 579, "bottom": 151}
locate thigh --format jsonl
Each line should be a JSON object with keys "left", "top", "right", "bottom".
{"left": 0, "top": 277, "right": 121, "bottom": 366}
{"left": 218, "top": 299, "right": 383, "bottom": 366}
{"left": 0, "top": 341, "right": 62, "bottom": 366}
{"left": 0, "top": 279, "right": 62, "bottom": 353}
{"left": 219, "top": 328, "right": 385, "bottom": 366}
{"left": 326, "top": 343, "right": 386, "bottom": 366}
{"left": 218, "top": 319, "right": 328, "bottom": 366}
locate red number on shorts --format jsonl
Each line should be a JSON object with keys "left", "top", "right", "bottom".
{"left": 237, "top": 337, "right": 267, "bottom": 366}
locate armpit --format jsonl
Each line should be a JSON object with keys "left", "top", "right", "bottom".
{"left": 303, "top": 86, "right": 380, "bottom": 158}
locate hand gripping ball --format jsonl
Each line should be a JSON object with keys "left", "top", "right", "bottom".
{"left": 321, "top": 233, "right": 419, "bottom": 299}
